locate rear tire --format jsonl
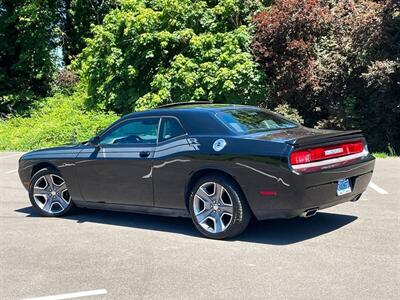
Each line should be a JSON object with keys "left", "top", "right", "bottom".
{"left": 29, "top": 168, "right": 74, "bottom": 217}
{"left": 189, "top": 175, "right": 251, "bottom": 239}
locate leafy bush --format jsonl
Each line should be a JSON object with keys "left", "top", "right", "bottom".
{"left": 52, "top": 70, "right": 80, "bottom": 95}
{"left": 273, "top": 103, "right": 304, "bottom": 124}
{"left": 252, "top": 0, "right": 400, "bottom": 153}
{"left": 77, "top": 0, "right": 267, "bottom": 114}
{"left": 0, "top": 90, "right": 118, "bottom": 151}
{"left": 252, "top": 0, "right": 330, "bottom": 121}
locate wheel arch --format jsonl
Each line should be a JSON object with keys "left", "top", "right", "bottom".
{"left": 31, "top": 162, "right": 59, "bottom": 178}
{"left": 184, "top": 168, "right": 249, "bottom": 211}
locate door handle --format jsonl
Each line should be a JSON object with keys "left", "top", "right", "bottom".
{"left": 139, "top": 151, "right": 151, "bottom": 158}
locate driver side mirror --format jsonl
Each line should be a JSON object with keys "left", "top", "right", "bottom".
{"left": 88, "top": 136, "right": 101, "bottom": 148}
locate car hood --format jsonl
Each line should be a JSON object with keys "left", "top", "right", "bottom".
{"left": 20, "top": 144, "right": 84, "bottom": 160}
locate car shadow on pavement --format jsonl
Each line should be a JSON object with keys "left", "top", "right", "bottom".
{"left": 15, "top": 206, "right": 357, "bottom": 245}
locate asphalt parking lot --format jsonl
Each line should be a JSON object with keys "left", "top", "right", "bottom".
{"left": 0, "top": 152, "right": 399, "bottom": 300}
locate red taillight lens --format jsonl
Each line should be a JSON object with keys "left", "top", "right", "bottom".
{"left": 290, "top": 150, "right": 311, "bottom": 165}
{"left": 290, "top": 140, "right": 365, "bottom": 166}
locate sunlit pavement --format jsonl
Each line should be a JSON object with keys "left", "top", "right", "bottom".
{"left": 0, "top": 152, "right": 399, "bottom": 299}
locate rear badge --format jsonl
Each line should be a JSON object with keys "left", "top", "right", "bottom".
{"left": 325, "top": 148, "right": 343, "bottom": 156}
{"left": 213, "top": 139, "right": 227, "bottom": 152}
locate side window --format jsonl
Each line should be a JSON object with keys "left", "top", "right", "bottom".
{"left": 100, "top": 118, "right": 160, "bottom": 145}
{"left": 159, "top": 117, "right": 186, "bottom": 142}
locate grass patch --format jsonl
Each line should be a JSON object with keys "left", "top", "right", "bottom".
{"left": 372, "top": 152, "right": 398, "bottom": 158}
{"left": 0, "top": 90, "right": 118, "bottom": 151}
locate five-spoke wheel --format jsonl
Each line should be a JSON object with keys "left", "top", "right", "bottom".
{"left": 29, "top": 169, "right": 74, "bottom": 216}
{"left": 193, "top": 182, "right": 234, "bottom": 234}
{"left": 189, "top": 175, "right": 251, "bottom": 239}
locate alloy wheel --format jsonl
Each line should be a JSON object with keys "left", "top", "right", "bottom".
{"left": 193, "top": 182, "right": 234, "bottom": 234}
{"left": 33, "top": 174, "right": 71, "bottom": 214}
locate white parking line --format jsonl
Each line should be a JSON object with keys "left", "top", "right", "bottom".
{"left": 0, "top": 153, "right": 20, "bottom": 159}
{"left": 368, "top": 181, "right": 389, "bottom": 195}
{"left": 22, "top": 289, "right": 107, "bottom": 300}
{"left": 4, "top": 169, "right": 18, "bottom": 174}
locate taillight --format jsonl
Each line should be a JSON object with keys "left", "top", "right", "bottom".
{"left": 290, "top": 140, "right": 366, "bottom": 171}
{"left": 290, "top": 150, "right": 311, "bottom": 165}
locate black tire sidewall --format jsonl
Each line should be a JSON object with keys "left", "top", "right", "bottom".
{"left": 189, "top": 175, "right": 251, "bottom": 239}
{"left": 29, "top": 168, "right": 74, "bottom": 217}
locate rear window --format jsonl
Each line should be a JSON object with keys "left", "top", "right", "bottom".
{"left": 216, "top": 109, "right": 297, "bottom": 134}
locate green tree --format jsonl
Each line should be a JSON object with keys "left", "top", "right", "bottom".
{"left": 252, "top": 0, "right": 400, "bottom": 153}
{"left": 357, "top": 0, "right": 400, "bottom": 154}
{"left": 0, "top": 0, "right": 62, "bottom": 116}
{"left": 62, "top": 0, "right": 117, "bottom": 65}
{"left": 77, "top": 0, "right": 267, "bottom": 114}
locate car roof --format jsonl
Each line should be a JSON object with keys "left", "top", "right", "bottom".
{"left": 106, "top": 103, "right": 294, "bottom": 137}
{"left": 121, "top": 103, "right": 259, "bottom": 119}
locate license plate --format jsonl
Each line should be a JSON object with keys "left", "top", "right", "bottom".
{"left": 337, "top": 178, "right": 351, "bottom": 196}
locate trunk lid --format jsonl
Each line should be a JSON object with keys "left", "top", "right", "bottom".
{"left": 242, "top": 126, "right": 364, "bottom": 147}
{"left": 242, "top": 127, "right": 369, "bottom": 173}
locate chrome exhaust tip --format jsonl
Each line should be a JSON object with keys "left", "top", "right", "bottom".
{"left": 300, "top": 208, "right": 318, "bottom": 218}
{"left": 351, "top": 194, "right": 362, "bottom": 202}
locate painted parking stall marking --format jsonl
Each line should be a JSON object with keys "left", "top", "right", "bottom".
{"left": 368, "top": 181, "right": 389, "bottom": 195}
{"left": 4, "top": 169, "right": 18, "bottom": 174}
{"left": 22, "top": 289, "right": 107, "bottom": 300}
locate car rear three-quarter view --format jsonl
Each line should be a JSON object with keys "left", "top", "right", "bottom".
{"left": 18, "top": 103, "right": 375, "bottom": 239}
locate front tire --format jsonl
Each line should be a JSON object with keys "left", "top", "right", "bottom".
{"left": 189, "top": 175, "right": 251, "bottom": 239}
{"left": 29, "top": 169, "right": 74, "bottom": 217}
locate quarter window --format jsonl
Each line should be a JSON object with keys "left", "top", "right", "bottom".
{"left": 159, "top": 118, "right": 186, "bottom": 142}
{"left": 100, "top": 118, "right": 160, "bottom": 145}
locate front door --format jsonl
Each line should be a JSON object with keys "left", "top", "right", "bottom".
{"left": 76, "top": 117, "right": 160, "bottom": 206}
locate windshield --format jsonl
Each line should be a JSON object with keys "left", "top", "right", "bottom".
{"left": 216, "top": 109, "right": 297, "bottom": 134}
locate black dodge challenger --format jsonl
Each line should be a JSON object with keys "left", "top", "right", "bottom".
{"left": 18, "top": 103, "right": 375, "bottom": 239}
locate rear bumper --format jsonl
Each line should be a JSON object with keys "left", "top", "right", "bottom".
{"left": 246, "top": 156, "right": 375, "bottom": 220}
{"left": 258, "top": 193, "right": 363, "bottom": 220}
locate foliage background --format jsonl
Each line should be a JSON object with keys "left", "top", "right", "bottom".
{"left": 0, "top": 0, "right": 399, "bottom": 153}
{"left": 0, "top": 88, "right": 117, "bottom": 150}
{"left": 252, "top": 0, "right": 400, "bottom": 154}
